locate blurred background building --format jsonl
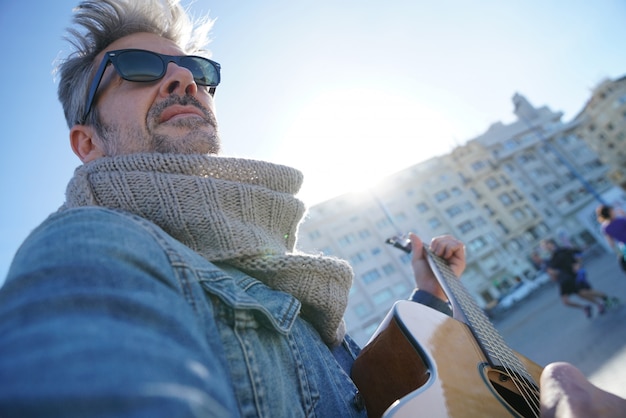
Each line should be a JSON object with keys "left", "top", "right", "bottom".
{"left": 296, "top": 76, "right": 626, "bottom": 346}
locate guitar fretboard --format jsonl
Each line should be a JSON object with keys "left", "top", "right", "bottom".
{"left": 426, "top": 249, "right": 538, "bottom": 388}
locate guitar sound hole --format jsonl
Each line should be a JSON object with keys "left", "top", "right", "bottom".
{"left": 487, "top": 369, "right": 538, "bottom": 418}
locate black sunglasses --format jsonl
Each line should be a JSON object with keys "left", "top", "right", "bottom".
{"left": 79, "top": 49, "right": 221, "bottom": 124}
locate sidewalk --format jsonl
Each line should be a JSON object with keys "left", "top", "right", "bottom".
{"left": 494, "top": 250, "right": 626, "bottom": 398}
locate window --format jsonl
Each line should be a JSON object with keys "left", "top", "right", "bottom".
{"left": 428, "top": 217, "right": 442, "bottom": 229}
{"left": 451, "top": 186, "right": 462, "bottom": 196}
{"left": 504, "top": 139, "right": 517, "bottom": 150}
{"left": 358, "top": 229, "right": 371, "bottom": 239}
{"left": 350, "top": 251, "right": 368, "bottom": 265}
{"left": 517, "top": 153, "right": 537, "bottom": 164}
{"left": 434, "top": 190, "right": 450, "bottom": 202}
{"left": 446, "top": 205, "right": 462, "bottom": 218}
{"left": 382, "top": 263, "right": 396, "bottom": 276}
{"left": 508, "top": 239, "right": 522, "bottom": 252}
{"left": 338, "top": 233, "right": 356, "bottom": 247}
{"left": 512, "top": 208, "right": 525, "bottom": 220}
{"left": 416, "top": 202, "right": 429, "bottom": 213}
{"left": 467, "top": 236, "right": 488, "bottom": 252}
{"left": 471, "top": 160, "right": 486, "bottom": 171}
{"left": 362, "top": 269, "right": 382, "bottom": 284}
{"left": 485, "top": 177, "right": 500, "bottom": 190}
{"left": 537, "top": 222, "right": 550, "bottom": 235}
{"left": 498, "top": 193, "right": 513, "bottom": 206}
{"left": 462, "top": 201, "right": 474, "bottom": 211}
{"left": 458, "top": 220, "right": 474, "bottom": 234}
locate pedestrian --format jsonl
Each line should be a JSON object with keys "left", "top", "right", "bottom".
{"left": 596, "top": 204, "right": 626, "bottom": 273}
{"left": 0, "top": 1, "right": 624, "bottom": 416}
{"left": 541, "top": 238, "right": 613, "bottom": 318}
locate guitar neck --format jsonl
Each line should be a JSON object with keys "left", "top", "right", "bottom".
{"left": 425, "top": 249, "right": 534, "bottom": 382}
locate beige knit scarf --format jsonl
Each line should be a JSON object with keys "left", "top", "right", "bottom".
{"left": 62, "top": 153, "right": 353, "bottom": 346}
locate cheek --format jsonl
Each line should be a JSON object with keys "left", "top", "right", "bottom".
{"left": 101, "top": 94, "right": 149, "bottom": 126}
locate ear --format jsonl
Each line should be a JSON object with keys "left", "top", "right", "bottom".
{"left": 70, "top": 124, "right": 106, "bottom": 163}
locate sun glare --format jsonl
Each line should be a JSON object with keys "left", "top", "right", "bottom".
{"left": 276, "top": 86, "right": 461, "bottom": 204}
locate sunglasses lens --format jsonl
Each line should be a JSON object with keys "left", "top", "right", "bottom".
{"left": 180, "top": 57, "right": 219, "bottom": 86}
{"left": 117, "top": 51, "right": 165, "bottom": 81}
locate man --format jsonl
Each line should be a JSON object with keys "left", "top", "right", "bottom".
{"left": 0, "top": 1, "right": 623, "bottom": 416}
{"left": 542, "top": 238, "right": 611, "bottom": 318}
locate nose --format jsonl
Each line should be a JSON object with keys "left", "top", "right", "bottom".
{"left": 159, "top": 62, "right": 198, "bottom": 97}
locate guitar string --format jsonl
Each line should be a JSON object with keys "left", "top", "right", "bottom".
{"left": 427, "top": 250, "right": 541, "bottom": 416}
{"left": 430, "top": 254, "right": 540, "bottom": 417}
{"left": 430, "top": 253, "right": 541, "bottom": 417}
{"left": 429, "top": 252, "right": 541, "bottom": 416}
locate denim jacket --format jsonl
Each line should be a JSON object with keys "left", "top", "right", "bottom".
{"left": 0, "top": 207, "right": 367, "bottom": 417}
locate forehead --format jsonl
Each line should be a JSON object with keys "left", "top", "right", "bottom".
{"left": 95, "top": 32, "right": 187, "bottom": 61}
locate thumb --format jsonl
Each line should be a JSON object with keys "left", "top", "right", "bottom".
{"left": 409, "top": 232, "right": 425, "bottom": 262}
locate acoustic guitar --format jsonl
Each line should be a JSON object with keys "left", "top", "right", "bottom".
{"left": 351, "top": 241, "right": 543, "bottom": 417}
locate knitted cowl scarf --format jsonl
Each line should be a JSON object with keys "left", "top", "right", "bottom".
{"left": 62, "top": 153, "right": 354, "bottom": 346}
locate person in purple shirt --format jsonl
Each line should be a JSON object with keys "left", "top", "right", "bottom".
{"left": 596, "top": 204, "right": 626, "bottom": 272}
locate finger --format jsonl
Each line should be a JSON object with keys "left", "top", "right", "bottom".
{"left": 430, "top": 235, "right": 456, "bottom": 257}
{"left": 429, "top": 235, "right": 466, "bottom": 276}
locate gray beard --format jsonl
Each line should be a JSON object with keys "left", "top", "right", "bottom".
{"left": 96, "top": 120, "right": 221, "bottom": 155}
{"left": 94, "top": 94, "right": 221, "bottom": 155}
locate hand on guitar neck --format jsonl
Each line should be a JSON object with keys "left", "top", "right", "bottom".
{"left": 407, "top": 233, "right": 465, "bottom": 302}
{"left": 360, "top": 232, "right": 626, "bottom": 418}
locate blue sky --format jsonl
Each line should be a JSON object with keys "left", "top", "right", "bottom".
{"left": 1, "top": 0, "right": 626, "bottom": 282}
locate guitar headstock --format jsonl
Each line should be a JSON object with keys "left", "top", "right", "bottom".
{"left": 385, "top": 235, "right": 412, "bottom": 253}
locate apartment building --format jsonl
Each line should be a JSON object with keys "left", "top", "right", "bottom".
{"left": 573, "top": 75, "right": 626, "bottom": 189}
{"left": 296, "top": 93, "right": 619, "bottom": 346}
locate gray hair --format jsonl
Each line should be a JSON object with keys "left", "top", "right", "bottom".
{"left": 56, "top": 0, "right": 215, "bottom": 129}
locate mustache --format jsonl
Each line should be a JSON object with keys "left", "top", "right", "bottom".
{"left": 148, "top": 94, "right": 217, "bottom": 127}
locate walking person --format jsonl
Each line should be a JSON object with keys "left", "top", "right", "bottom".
{"left": 596, "top": 204, "right": 626, "bottom": 273}
{"left": 541, "top": 239, "right": 612, "bottom": 318}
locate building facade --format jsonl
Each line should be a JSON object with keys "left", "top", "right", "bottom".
{"left": 573, "top": 76, "right": 626, "bottom": 189}
{"left": 296, "top": 92, "right": 623, "bottom": 346}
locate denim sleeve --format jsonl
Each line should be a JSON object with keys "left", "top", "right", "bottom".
{"left": 0, "top": 208, "right": 238, "bottom": 417}
{"left": 408, "top": 289, "right": 453, "bottom": 317}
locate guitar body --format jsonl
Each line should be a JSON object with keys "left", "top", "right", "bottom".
{"left": 352, "top": 301, "right": 543, "bottom": 417}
